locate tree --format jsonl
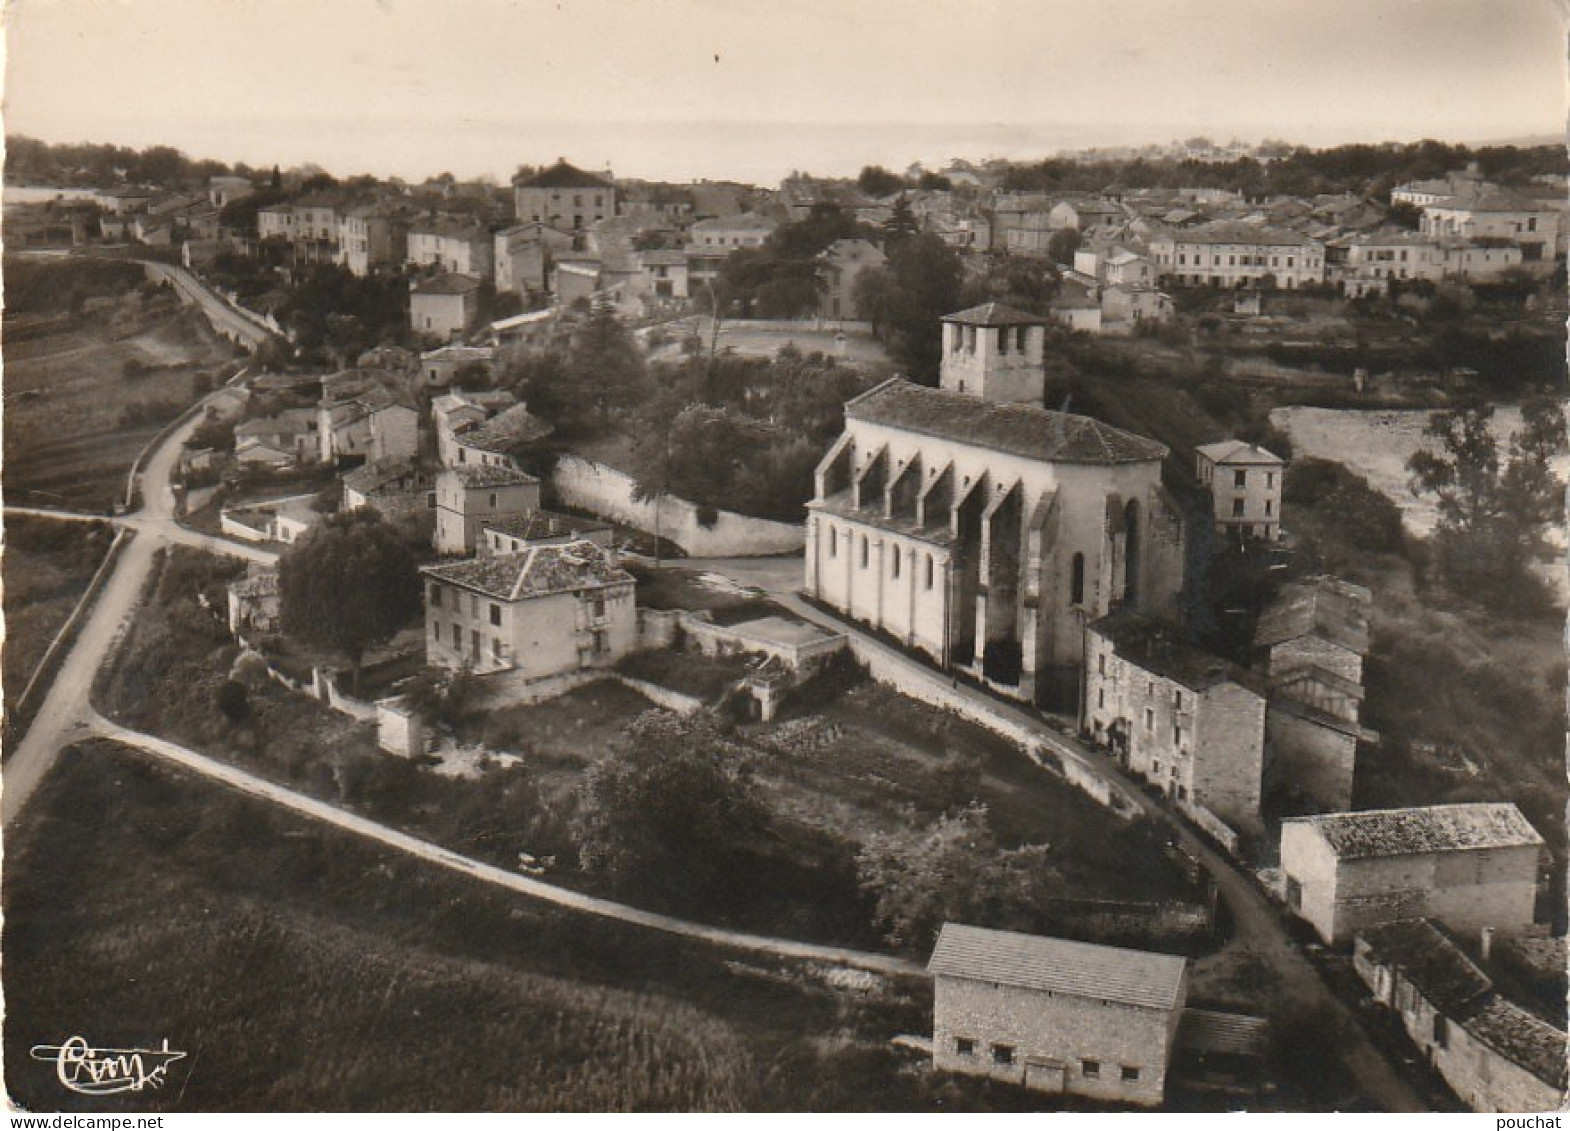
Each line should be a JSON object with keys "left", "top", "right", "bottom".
{"left": 1407, "top": 396, "right": 1567, "bottom": 610}
{"left": 567, "top": 298, "right": 647, "bottom": 431}
{"left": 572, "top": 711, "right": 768, "bottom": 898}
{"left": 856, "top": 804, "right": 1058, "bottom": 953}
{"left": 278, "top": 508, "right": 421, "bottom": 692}
{"left": 853, "top": 232, "right": 963, "bottom": 383}
{"left": 1046, "top": 226, "right": 1081, "bottom": 266}
{"left": 856, "top": 165, "right": 906, "bottom": 198}
{"left": 882, "top": 195, "right": 920, "bottom": 245}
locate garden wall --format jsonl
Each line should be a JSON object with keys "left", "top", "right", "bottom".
{"left": 551, "top": 456, "right": 804, "bottom": 558}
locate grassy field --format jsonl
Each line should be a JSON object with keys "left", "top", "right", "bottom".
{"left": 2, "top": 739, "right": 959, "bottom": 1112}
{"left": 3, "top": 257, "right": 237, "bottom": 512}
{"left": 2, "top": 514, "right": 117, "bottom": 733}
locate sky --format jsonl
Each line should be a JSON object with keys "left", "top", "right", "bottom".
{"left": 3, "top": 0, "right": 1567, "bottom": 184}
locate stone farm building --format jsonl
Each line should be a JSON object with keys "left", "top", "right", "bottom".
{"left": 1084, "top": 611, "right": 1266, "bottom": 840}
{"left": 1279, "top": 803, "right": 1546, "bottom": 946}
{"left": 1255, "top": 576, "right": 1375, "bottom": 814}
{"left": 806, "top": 303, "right": 1185, "bottom": 708}
{"left": 1353, "top": 918, "right": 1567, "bottom": 1113}
{"left": 433, "top": 465, "right": 542, "bottom": 556}
{"left": 928, "top": 922, "right": 1188, "bottom": 1107}
{"left": 421, "top": 540, "right": 635, "bottom": 677}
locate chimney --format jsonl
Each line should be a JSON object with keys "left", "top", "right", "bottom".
{"left": 1480, "top": 926, "right": 1494, "bottom": 963}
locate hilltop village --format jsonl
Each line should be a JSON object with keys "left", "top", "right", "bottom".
{"left": 4, "top": 137, "right": 1567, "bottom": 1113}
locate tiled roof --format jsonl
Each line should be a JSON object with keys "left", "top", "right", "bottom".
{"left": 846, "top": 379, "right": 1167, "bottom": 466}
{"left": 1357, "top": 919, "right": 1493, "bottom": 1013}
{"left": 690, "top": 212, "right": 776, "bottom": 233}
{"left": 410, "top": 216, "right": 486, "bottom": 241}
{"left": 1254, "top": 576, "right": 1371, "bottom": 655}
{"left": 422, "top": 540, "right": 632, "bottom": 601}
{"left": 928, "top": 923, "right": 1186, "bottom": 1012}
{"left": 1090, "top": 611, "right": 1263, "bottom": 694}
{"left": 1162, "top": 221, "right": 1317, "bottom": 247}
{"left": 1292, "top": 803, "right": 1544, "bottom": 860}
{"left": 1357, "top": 919, "right": 1568, "bottom": 1089}
{"left": 1176, "top": 1009, "right": 1270, "bottom": 1057}
{"left": 517, "top": 161, "right": 614, "bottom": 190}
{"left": 1432, "top": 185, "right": 1552, "bottom": 214}
{"left": 456, "top": 404, "right": 553, "bottom": 455}
{"left": 344, "top": 458, "right": 424, "bottom": 494}
{"left": 482, "top": 509, "right": 611, "bottom": 541}
{"left": 1463, "top": 998, "right": 1569, "bottom": 1090}
{"left": 448, "top": 464, "right": 539, "bottom": 488}
{"left": 1196, "top": 439, "right": 1286, "bottom": 466}
{"left": 413, "top": 272, "right": 483, "bottom": 296}
{"left": 942, "top": 302, "right": 1046, "bottom": 327}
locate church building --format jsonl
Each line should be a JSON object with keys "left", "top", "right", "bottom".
{"left": 805, "top": 303, "right": 1186, "bottom": 707}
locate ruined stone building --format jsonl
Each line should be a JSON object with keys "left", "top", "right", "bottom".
{"left": 805, "top": 303, "right": 1185, "bottom": 707}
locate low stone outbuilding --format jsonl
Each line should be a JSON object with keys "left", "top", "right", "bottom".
{"left": 1279, "top": 803, "right": 1545, "bottom": 946}
{"left": 928, "top": 922, "right": 1188, "bottom": 1107}
{"left": 1354, "top": 918, "right": 1567, "bottom": 1113}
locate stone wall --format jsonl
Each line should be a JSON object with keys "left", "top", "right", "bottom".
{"left": 933, "top": 974, "right": 1180, "bottom": 1106}
{"left": 551, "top": 455, "right": 805, "bottom": 558}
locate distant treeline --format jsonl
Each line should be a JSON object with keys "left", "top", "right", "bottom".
{"left": 999, "top": 140, "right": 1568, "bottom": 199}
{"left": 4, "top": 135, "right": 264, "bottom": 189}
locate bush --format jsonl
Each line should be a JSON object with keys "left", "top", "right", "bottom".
{"left": 216, "top": 679, "right": 250, "bottom": 723}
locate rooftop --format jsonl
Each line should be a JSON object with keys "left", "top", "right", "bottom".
{"left": 1091, "top": 611, "right": 1262, "bottom": 694}
{"left": 690, "top": 211, "right": 777, "bottom": 233}
{"left": 846, "top": 379, "right": 1167, "bottom": 466}
{"left": 1464, "top": 998, "right": 1569, "bottom": 1091}
{"left": 446, "top": 464, "right": 539, "bottom": 489}
{"left": 1164, "top": 221, "right": 1317, "bottom": 247}
{"left": 928, "top": 922, "right": 1187, "bottom": 1012}
{"left": 456, "top": 403, "right": 554, "bottom": 455}
{"left": 422, "top": 540, "right": 632, "bottom": 602}
{"left": 1196, "top": 439, "right": 1286, "bottom": 466}
{"left": 1290, "top": 803, "right": 1544, "bottom": 860}
{"left": 942, "top": 302, "right": 1046, "bottom": 327}
{"left": 517, "top": 160, "right": 615, "bottom": 191}
{"left": 1254, "top": 575, "right": 1372, "bottom": 656}
{"left": 481, "top": 509, "right": 612, "bottom": 541}
{"left": 412, "top": 272, "right": 483, "bottom": 297}
{"left": 1357, "top": 919, "right": 1494, "bottom": 1014}
{"left": 1358, "top": 919, "right": 1568, "bottom": 1089}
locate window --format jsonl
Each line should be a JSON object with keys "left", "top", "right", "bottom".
{"left": 492, "top": 637, "right": 503, "bottom": 659}
{"left": 1097, "top": 653, "right": 1106, "bottom": 676}
{"left": 1266, "top": 472, "right": 1275, "bottom": 489}
{"left": 1264, "top": 499, "right": 1274, "bottom": 517}
{"left": 470, "top": 595, "right": 479, "bottom": 617}
{"left": 1097, "top": 688, "right": 1105, "bottom": 708}
{"left": 955, "top": 1037, "right": 976, "bottom": 1056}
{"left": 592, "top": 597, "right": 606, "bottom": 619}
{"left": 1433, "top": 1015, "right": 1448, "bottom": 1048}
{"left": 489, "top": 603, "right": 501, "bottom": 626}
{"left": 1174, "top": 690, "right": 1183, "bottom": 710}
{"left": 1174, "top": 725, "right": 1183, "bottom": 747}
{"left": 451, "top": 624, "right": 461, "bottom": 648}
{"left": 1232, "top": 497, "right": 1246, "bottom": 517}
{"left": 1233, "top": 469, "right": 1247, "bottom": 488}
{"left": 925, "top": 554, "right": 935, "bottom": 590}
{"left": 892, "top": 547, "right": 901, "bottom": 579}
{"left": 1286, "top": 876, "right": 1302, "bottom": 908}
{"left": 489, "top": 492, "right": 498, "bottom": 508}
{"left": 1016, "top": 326, "right": 1027, "bottom": 352}
{"left": 1082, "top": 1059, "right": 1101, "bottom": 1079}
{"left": 997, "top": 326, "right": 1008, "bottom": 354}
{"left": 1144, "top": 707, "right": 1154, "bottom": 733}
{"left": 431, "top": 619, "right": 441, "bottom": 639}
{"left": 991, "top": 1044, "right": 1015, "bottom": 1066}
{"left": 1071, "top": 552, "right": 1085, "bottom": 604}
{"left": 860, "top": 536, "right": 869, "bottom": 569}
{"left": 1121, "top": 1065, "right": 1141, "bottom": 1082}
{"left": 829, "top": 526, "right": 838, "bottom": 557}
{"left": 429, "top": 585, "right": 442, "bottom": 607}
